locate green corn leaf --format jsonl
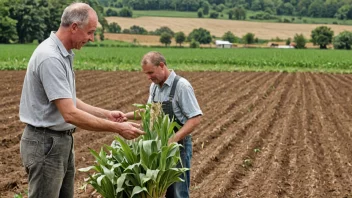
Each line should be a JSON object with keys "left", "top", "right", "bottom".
{"left": 131, "top": 186, "right": 148, "bottom": 198}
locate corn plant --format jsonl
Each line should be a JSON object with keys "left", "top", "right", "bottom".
{"left": 79, "top": 103, "right": 187, "bottom": 198}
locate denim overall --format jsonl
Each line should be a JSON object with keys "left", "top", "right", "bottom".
{"left": 152, "top": 75, "right": 192, "bottom": 198}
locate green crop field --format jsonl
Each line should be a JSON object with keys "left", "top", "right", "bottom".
{"left": 1, "top": 44, "right": 352, "bottom": 73}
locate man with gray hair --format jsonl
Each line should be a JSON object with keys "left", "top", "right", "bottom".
{"left": 126, "top": 51, "right": 202, "bottom": 198}
{"left": 19, "top": 2, "right": 144, "bottom": 197}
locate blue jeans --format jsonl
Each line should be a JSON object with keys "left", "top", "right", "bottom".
{"left": 166, "top": 135, "right": 192, "bottom": 198}
{"left": 20, "top": 125, "right": 75, "bottom": 198}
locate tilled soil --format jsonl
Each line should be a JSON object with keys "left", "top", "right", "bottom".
{"left": 1, "top": 71, "right": 352, "bottom": 198}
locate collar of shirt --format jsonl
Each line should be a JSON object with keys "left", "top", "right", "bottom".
{"left": 50, "top": 31, "right": 75, "bottom": 58}
{"left": 162, "top": 70, "right": 176, "bottom": 88}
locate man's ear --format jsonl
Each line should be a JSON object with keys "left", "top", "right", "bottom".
{"left": 70, "top": 23, "right": 79, "bottom": 33}
{"left": 159, "top": 62, "right": 165, "bottom": 69}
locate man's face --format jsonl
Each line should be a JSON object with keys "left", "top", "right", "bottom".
{"left": 142, "top": 62, "right": 166, "bottom": 85}
{"left": 71, "top": 11, "right": 97, "bottom": 50}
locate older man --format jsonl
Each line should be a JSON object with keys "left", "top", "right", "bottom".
{"left": 19, "top": 2, "right": 144, "bottom": 197}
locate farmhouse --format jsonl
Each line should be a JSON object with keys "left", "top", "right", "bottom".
{"left": 216, "top": 40, "right": 232, "bottom": 48}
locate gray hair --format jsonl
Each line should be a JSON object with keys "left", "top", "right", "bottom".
{"left": 60, "top": 2, "right": 94, "bottom": 28}
{"left": 141, "top": 51, "right": 167, "bottom": 67}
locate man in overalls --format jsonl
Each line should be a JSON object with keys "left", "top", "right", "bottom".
{"left": 127, "top": 51, "right": 202, "bottom": 197}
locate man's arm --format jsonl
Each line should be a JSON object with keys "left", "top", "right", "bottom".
{"left": 169, "top": 115, "right": 201, "bottom": 143}
{"left": 54, "top": 98, "right": 144, "bottom": 140}
{"left": 76, "top": 98, "right": 126, "bottom": 122}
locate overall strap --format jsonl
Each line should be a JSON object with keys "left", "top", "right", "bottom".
{"left": 152, "top": 84, "right": 157, "bottom": 101}
{"left": 169, "top": 75, "right": 181, "bottom": 100}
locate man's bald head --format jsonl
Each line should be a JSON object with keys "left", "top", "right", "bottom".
{"left": 60, "top": 2, "right": 97, "bottom": 28}
{"left": 141, "top": 51, "right": 167, "bottom": 67}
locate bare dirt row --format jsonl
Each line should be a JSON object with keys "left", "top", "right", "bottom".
{"left": 0, "top": 71, "right": 352, "bottom": 198}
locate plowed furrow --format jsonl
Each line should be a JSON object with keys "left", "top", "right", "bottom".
{"left": 309, "top": 73, "right": 352, "bottom": 195}
{"left": 191, "top": 73, "right": 293, "bottom": 197}
{"left": 193, "top": 72, "right": 282, "bottom": 152}
{"left": 232, "top": 73, "right": 299, "bottom": 198}
{"left": 301, "top": 73, "right": 342, "bottom": 197}
{"left": 77, "top": 74, "right": 144, "bottom": 103}
{"left": 192, "top": 72, "right": 265, "bottom": 137}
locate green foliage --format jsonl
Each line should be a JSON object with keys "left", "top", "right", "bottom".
{"left": 154, "top": 26, "right": 174, "bottom": 36}
{"left": 308, "top": 0, "right": 325, "bottom": 17}
{"left": 190, "top": 39, "right": 200, "bottom": 48}
{"left": 119, "top": 7, "right": 133, "bottom": 17}
{"left": 311, "top": 26, "right": 334, "bottom": 49}
{"left": 242, "top": 32, "right": 256, "bottom": 44}
{"left": 286, "top": 38, "right": 291, "bottom": 45}
{"left": 8, "top": 0, "right": 48, "bottom": 43}
{"left": 108, "top": 22, "right": 121, "bottom": 33}
{"left": 187, "top": 28, "right": 212, "bottom": 44}
{"left": 222, "top": 31, "right": 236, "bottom": 43}
{"left": 209, "top": 11, "right": 219, "bottom": 18}
{"left": 333, "top": 31, "right": 352, "bottom": 50}
{"left": 202, "top": 1, "right": 210, "bottom": 15}
{"left": 175, "top": 31, "right": 186, "bottom": 46}
{"left": 106, "top": 8, "right": 118, "bottom": 16}
{"left": 79, "top": 103, "right": 187, "bottom": 198}
{"left": 197, "top": 8, "right": 203, "bottom": 18}
{"left": 0, "top": 5, "right": 18, "bottom": 43}
{"left": 249, "top": 11, "right": 276, "bottom": 20}
{"left": 294, "top": 33, "right": 307, "bottom": 49}
{"left": 129, "top": 25, "right": 148, "bottom": 35}
{"left": 229, "top": 7, "right": 246, "bottom": 20}
{"left": 159, "top": 32, "right": 172, "bottom": 47}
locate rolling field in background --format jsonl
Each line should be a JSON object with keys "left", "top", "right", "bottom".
{"left": 106, "top": 16, "right": 352, "bottom": 39}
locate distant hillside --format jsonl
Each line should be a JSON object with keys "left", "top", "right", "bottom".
{"left": 100, "top": 0, "right": 352, "bottom": 20}
{"left": 106, "top": 16, "right": 352, "bottom": 40}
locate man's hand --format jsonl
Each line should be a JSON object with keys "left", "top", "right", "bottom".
{"left": 107, "top": 111, "right": 127, "bottom": 122}
{"left": 116, "top": 122, "right": 145, "bottom": 140}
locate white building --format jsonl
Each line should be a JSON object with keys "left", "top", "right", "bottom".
{"left": 215, "top": 40, "right": 232, "bottom": 48}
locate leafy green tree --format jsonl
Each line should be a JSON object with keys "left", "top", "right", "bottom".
{"left": 277, "top": 2, "right": 294, "bottom": 15}
{"left": 286, "top": 37, "right": 291, "bottom": 45}
{"left": 189, "top": 39, "right": 200, "bottom": 48}
{"left": 222, "top": 31, "right": 236, "bottom": 43}
{"left": 187, "top": 28, "right": 212, "bottom": 44}
{"left": 129, "top": 25, "right": 148, "bottom": 34}
{"left": 308, "top": 0, "right": 325, "bottom": 17}
{"left": 108, "top": 22, "right": 121, "bottom": 33}
{"left": 198, "top": 8, "right": 203, "bottom": 18}
{"left": 294, "top": 33, "right": 306, "bottom": 49}
{"left": 335, "top": 5, "right": 352, "bottom": 20}
{"left": 242, "top": 32, "right": 255, "bottom": 44}
{"left": 209, "top": 11, "right": 219, "bottom": 18}
{"left": 119, "top": 7, "right": 133, "bottom": 17}
{"left": 202, "top": 1, "right": 210, "bottom": 15}
{"left": 311, "top": 26, "right": 334, "bottom": 49}
{"left": 0, "top": 4, "right": 18, "bottom": 43}
{"left": 106, "top": 8, "right": 118, "bottom": 16}
{"left": 175, "top": 31, "right": 186, "bottom": 46}
{"left": 323, "top": 0, "right": 340, "bottom": 18}
{"left": 160, "top": 32, "right": 172, "bottom": 46}
{"left": 251, "top": 0, "right": 262, "bottom": 11}
{"left": 155, "top": 26, "right": 175, "bottom": 36}
{"left": 333, "top": 31, "right": 352, "bottom": 50}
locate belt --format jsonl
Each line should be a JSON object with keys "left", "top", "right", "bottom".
{"left": 27, "top": 124, "right": 76, "bottom": 136}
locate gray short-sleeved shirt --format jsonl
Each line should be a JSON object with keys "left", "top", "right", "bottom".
{"left": 147, "top": 70, "right": 202, "bottom": 124}
{"left": 19, "top": 32, "right": 76, "bottom": 131}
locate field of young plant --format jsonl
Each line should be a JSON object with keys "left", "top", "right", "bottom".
{"left": 1, "top": 44, "right": 352, "bottom": 73}
{"left": 1, "top": 70, "right": 352, "bottom": 197}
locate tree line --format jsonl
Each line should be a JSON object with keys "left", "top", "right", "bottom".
{"left": 0, "top": 0, "right": 107, "bottom": 44}
{"left": 99, "top": 0, "right": 352, "bottom": 20}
